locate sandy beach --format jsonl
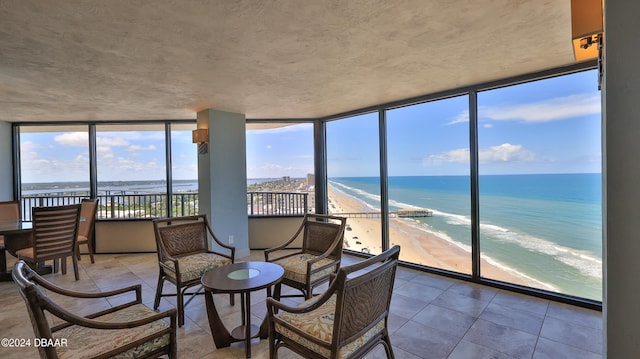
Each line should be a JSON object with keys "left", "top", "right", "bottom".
{"left": 328, "top": 186, "right": 554, "bottom": 290}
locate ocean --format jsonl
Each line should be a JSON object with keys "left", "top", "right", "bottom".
{"left": 329, "top": 173, "right": 602, "bottom": 301}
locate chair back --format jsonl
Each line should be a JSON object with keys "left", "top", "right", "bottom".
{"left": 12, "top": 260, "right": 58, "bottom": 359}
{"left": 302, "top": 214, "right": 346, "bottom": 259}
{"left": 333, "top": 245, "right": 400, "bottom": 350}
{"left": 32, "top": 204, "right": 81, "bottom": 262}
{"left": 78, "top": 199, "right": 98, "bottom": 239}
{"left": 154, "top": 215, "right": 210, "bottom": 258}
{"left": 0, "top": 200, "right": 20, "bottom": 221}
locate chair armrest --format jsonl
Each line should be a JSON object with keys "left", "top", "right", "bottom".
{"left": 339, "top": 245, "right": 401, "bottom": 276}
{"left": 33, "top": 275, "right": 143, "bottom": 301}
{"left": 50, "top": 305, "right": 177, "bottom": 332}
{"left": 207, "top": 247, "right": 235, "bottom": 263}
{"left": 204, "top": 220, "right": 236, "bottom": 261}
{"left": 267, "top": 289, "right": 335, "bottom": 315}
{"left": 265, "top": 249, "right": 303, "bottom": 263}
{"left": 307, "top": 256, "right": 340, "bottom": 275}
{"left": 264, "top": 239, "right": 299, "bottom": 261}
{"left": 265, "top": 217, "right": 306, "bottom": 261}
{"left": 159, "top": 256, "right": 179, "bottom": 273}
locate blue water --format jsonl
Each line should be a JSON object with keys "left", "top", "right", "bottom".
{"left": 329, "top": 174, "right": 603, "bottom": 301}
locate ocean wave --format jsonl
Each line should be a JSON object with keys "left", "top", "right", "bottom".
{"left": 330, "top": 181, "right": 381, "bottom": 211}
{"left": 398, "top": 218, "right": 559, "bottom": 292}
{"left": 329, "top": 182, "right": 380, "bottom": 212}
{"left": 330, "top": 179, "right": 602, "bottom": 281}
{"left": 417, "top": 204, "right": 602, "bottom": 281}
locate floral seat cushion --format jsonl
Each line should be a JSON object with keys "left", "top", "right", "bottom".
{"left": 272, "top": 253, "right": 337, "bottom": 284}
{"left": 54, "top": 303, "right": 170, "bottom": 359}
{"left": 274, "top": 294, "right": 385, "bottom": 358}
{"left": 163, "top": 252, "right": 231, "bottom": 282}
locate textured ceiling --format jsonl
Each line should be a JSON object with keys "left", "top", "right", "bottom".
{"left": 0, "top": 0, "right": 576, "bottom": 123}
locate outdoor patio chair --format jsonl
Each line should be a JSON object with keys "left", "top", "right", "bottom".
{"left": 153, "top": 214, "right": 235, "bottom": 327}
{"left": 264, "top": 213, "right": 347, "bottom": 300}
{"left": 267, "top": 245, "right": 400, "bottom": 359}
{"left": 16, "top": 204, "right": 81, "bottom": 280}
{"left": 0, "top": 200, "right": 20, "bottom": 274}
{"left": 13, "top": 260, "right": 177, "bottom": 359}
{"left": 76, "top": 198, "right": 98, "bottom": 263}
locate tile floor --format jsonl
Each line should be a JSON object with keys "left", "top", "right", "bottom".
{"left": 0, "top": 252, "right": 602, "bottom": 359}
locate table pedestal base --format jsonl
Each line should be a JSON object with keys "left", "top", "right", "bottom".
{"left": 231, "top": 324, "right": 260, "bottom": 341}
{"left": 205, "top": 290, "right": 271, "bottom": 358}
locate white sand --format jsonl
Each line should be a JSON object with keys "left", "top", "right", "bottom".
{"left": 329, "top": 186, "right": 548, "bottom": 288}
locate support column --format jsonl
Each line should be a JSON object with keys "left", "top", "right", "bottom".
{"left": 604, "top": 0, "right": 640, "bottom": 356}
{"left": 197, "top": 109, "right": 250, "bottom": 259}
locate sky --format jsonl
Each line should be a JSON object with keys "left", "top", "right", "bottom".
{"left": 20, "top": 128, "right": 197, "bottom": 183}
{"left": 19, "top": 70, "right": 601, "bottom": 184}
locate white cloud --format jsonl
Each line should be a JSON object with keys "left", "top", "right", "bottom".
{"left": 481, "top": 94, "right": 601, "bottom": 123}
{"left": 20, "top": 141, "right": 43, "bottom": 153}
{"left": 127, "top": 144, "right": 157, "bottom": 152}
{"left": 447, "top": 94, "right": 601, "bottom": 126}
{"left": 97, "top": 137, "right": 130, "bottom": 147}
{"left": 55, "top": 132, "right": 88, "bottom": 146}
{"left": 266, "top": 145, "right": 272, "bottom": 149}
{"left": 427, "top": 148, "right": 470, "bottom": 163}
{"left": 426, "top": 143, "right": 536, "bottom": 164}
{"left": 447, "top": 110, "right": 469, "bottom": 125}
{"left": 97, "top": 146, "right": 115, "bottom": 159}
{"left": 479, "top": 143, "right": 535, "bottom": 163}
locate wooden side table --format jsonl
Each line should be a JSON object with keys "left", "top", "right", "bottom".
{"left": 201, "top": 261, "right": 284, "bottom": 358}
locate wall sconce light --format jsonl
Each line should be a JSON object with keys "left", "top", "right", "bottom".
{"left": 192, "top": 128, "right": 209, "bottom": 154}
{"left": 571, "top": 0, "right": 603, "bottom": 62}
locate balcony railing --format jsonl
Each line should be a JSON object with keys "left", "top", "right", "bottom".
{"left": 20, "top": 191, "right": 309, "bottom": 220}
{"left": 247, "top": 191, "right": 309, "bottom": 216}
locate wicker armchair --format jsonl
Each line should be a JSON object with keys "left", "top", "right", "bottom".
{"left": 13, "top": 260, "right": 177, "bottom": 359}
{"left": 267, "top": 245, "right": 400, "bottom": 359}
{"left": 264, "top": 213, "right": 346, "bottom": 300}
{"left": 153, "top": 214, "right": 235, "bottom": 327}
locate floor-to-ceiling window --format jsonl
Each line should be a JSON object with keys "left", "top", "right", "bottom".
{"left": 17, "top": 121, "right": 198, "bottom": 220}
{"left": 326, "top": 113, "right": 382, "bottom": 255}
{"left": 19, "top": 125, "right": 90, "bottom": 219}
{"left": 386, "top": 95, "right": 472, "bottom": 273}
{"left": 95, "top": 124, "right": 167, "bottom": 218}
{"left": 245, "top": 122, "right": 315, "bottom": 216}
{"left": 171, "top": 123, "right": 198, "bottom": 216}
{"left": 319, "top": 67, "right": 601, "bottom": 304}
{"left": 476, "top": 70, "right": 602, "bottom": 301}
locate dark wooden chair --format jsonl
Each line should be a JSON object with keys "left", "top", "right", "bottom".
{"left": 16, "top": 204, "right": 81, "bottom": 280}
{"left": 76, "top": 199, "right": 98, "bottom": 263}
{"left": 13, "top": 260, "right": 177, "bottom": 359}
{"left": 0, "top": 200, "right": 20, "bottom": 275}
{"left": 264, "top": 213, "right": 347, "bottom": 300}
{"left": 153, "top": 214, "right": 235, "bottom": 327}
{"left": 267, "top": 245, "right": 400, "bottom": 359}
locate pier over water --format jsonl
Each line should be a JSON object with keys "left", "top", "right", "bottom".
{"left": 338, "top": 209, "right": 433, "bottom": 219}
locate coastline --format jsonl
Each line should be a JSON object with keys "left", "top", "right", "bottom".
{"left": 328, "top": 185, "right": 557, "bottom": 291}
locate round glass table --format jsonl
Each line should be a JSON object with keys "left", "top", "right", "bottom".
{"left": 201, "top": 261, "right": 284, "bottom": 358}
